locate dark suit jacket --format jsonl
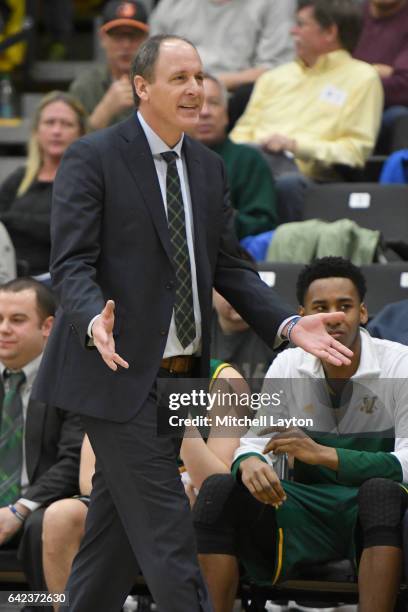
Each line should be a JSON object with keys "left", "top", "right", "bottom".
{"left": 0, "top": 382, "right": 84, "bottom": 505}
{"left": 0, "top": 381, "right": 83, "bottom": 507}
{"left": 34, "top": 113, "right": 294, "bottom": 422}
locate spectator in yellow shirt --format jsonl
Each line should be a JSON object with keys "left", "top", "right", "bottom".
{"left": 230, "top": 0, "right": 383, "bottom": 223}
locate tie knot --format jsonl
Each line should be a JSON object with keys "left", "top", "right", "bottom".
{"left": 161, "top": 151, "right": 178, "bottom": 165}
{"left": 4, "top": 370, "right": 26, "bottom": 390}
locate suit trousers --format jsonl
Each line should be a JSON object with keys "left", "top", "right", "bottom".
{"left": 65, "top": 382, "right": 212, "bottom": 612}
{"left": 2, "top": 508, "right": 50, "bottom": 611}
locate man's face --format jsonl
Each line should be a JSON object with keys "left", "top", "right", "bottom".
{"left": 0, "top": 289, "right": 53, "bottom": 370}
{"left": 299, "top": 277, "right": 368, "bottom": 351}
{"left": 213, "top": 290, "right": 249, "bottom": 333}
{"left": 192, "top": 77, "right": 228, "bottom": 146}
{"left": 291, "top": 6, "right": 336, "bottom": 66}
{"left": 101, "top": 26, "right": 147, "bottom": 76}
{"left": 135, "top": 39, "right": 204, "bottom": 145}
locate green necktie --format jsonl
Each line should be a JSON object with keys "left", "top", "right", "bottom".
{"left": 161, "top": 151, "right": 196, "bottom": 349}
{"left": 0, "top": 370, "right": 26, "bottom": 505}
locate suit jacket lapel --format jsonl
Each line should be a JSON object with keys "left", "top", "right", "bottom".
{"left": 117, "top": 114, "right": 173, "bottom": 263}
{"left": 25, "top": 399, "right": 47, "bottom": 482}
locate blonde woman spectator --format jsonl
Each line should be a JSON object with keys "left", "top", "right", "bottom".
{"left": 0, "top": 91, "right": 87, "bottom": 275}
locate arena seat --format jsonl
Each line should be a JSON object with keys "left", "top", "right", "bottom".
{"left": 258, "top": 261, "right": 408, "bottom": 318}
{"left": 303, "top": 183, "right": 408, "bottom": 244}
{"left": 0, "top": 156, "right": 26, "bottom": 186}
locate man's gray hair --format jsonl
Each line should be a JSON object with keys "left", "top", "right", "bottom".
{"left": 130, "top": 34, "right": 198, "bottom": 108}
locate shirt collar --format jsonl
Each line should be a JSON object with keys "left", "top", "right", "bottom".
{"left": 297, "top": 328, "right": 381, "bottom": 379}
{"left": 297, "top": 49, "right": 350, "bottom": 73}
{"left": 1, "top": 353, "right": 43, "bottom": 388}
{"left": 137, "top": 111, "right": 184, "bottom": 158}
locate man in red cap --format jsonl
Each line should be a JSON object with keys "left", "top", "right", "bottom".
{"left": 70, "top": 1, "right": 149, "bottom": 130}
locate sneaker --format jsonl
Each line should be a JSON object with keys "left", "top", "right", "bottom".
{"left": 265, "top": 602, "right": 290, "bottom": 611}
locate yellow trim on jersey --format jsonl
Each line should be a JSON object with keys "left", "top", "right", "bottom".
{"left": 209, "top": 362, "right": 232, "bottom": 392}
{"left": 272, "top": 528, "right": 284, "bottom": 585}
{"left": 399, "top": 484, "right": 408, "bottom": 496}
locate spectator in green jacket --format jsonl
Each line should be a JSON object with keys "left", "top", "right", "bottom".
{"left": 189, "top": 74, "right": 278, "bottom": 240}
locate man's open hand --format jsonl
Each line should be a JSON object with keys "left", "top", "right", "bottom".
{"left": 92, "top": 300, "right": 129, "bottom": 371}
{"left": 289, "top": 312, "right": 353, "bottom": 366}
{"left": 240, "top": 456, "right": 287, "bottom": 506}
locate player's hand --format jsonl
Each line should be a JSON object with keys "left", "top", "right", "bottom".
{"left": 240, "top": 456, "right": 286, "bottom": 507}
{"left": 92, "top": 300, "right": 129, "bottom": 371}
{"left": 261, "top": 426, "right": 320, "bottom": 464}
{"left": 288, "top": 313, "right": 353, "bottom": 366}
{"left": 260, "top": 426, "right": 338, "bottom": 470}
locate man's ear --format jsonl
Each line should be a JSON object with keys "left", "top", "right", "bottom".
{"left": 325, "top": 23, "right": 338, "bottom": 46}
{"left": 134, "top": 75, "right": 149, "bottom": 103}
{"left": 41, "top": 316, "right": 54, "bottom": 339}
{"left": 360, "top": 303, "right": 368, "bottom": 326}
{"left": 298, "top": 306, "right": 305, "bottom": 316}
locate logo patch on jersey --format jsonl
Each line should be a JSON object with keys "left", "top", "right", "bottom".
{"left": 359, "top": 396, "right": 377, "bottom": 415}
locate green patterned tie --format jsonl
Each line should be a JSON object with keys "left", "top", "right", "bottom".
{"left": 161, "top": 151, "right": 196, "bottom": 348}
{"left": 0, "top": 370, "right": 25, "bottom": 505}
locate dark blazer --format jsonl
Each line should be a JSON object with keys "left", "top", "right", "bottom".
{"left": 0, "top": 381, "right": 83, "bottom": 507}
{"left": 34, "top": 113, "right": 293, "bottom": 422}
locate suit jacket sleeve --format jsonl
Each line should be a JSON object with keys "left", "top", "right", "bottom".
{"left": 50, "top": 138, "right": 106, "bottom": 342}
{"left": 24, "top": 410, "right": 83, "bottom": 506}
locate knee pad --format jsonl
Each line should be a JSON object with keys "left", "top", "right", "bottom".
{"left": 358, "top": 478, "right": 408, "bottom": 548}
{"left": 193, "top": 474, "right": 236, "bottom": 525}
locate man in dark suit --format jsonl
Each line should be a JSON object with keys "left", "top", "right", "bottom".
{"left": 0, "top": 278, "right": 82, "bottom": 593}
{"left": 33, "top": 35, "right": 353, "bottom": 612}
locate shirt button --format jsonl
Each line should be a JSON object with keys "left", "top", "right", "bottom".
{"left": 166, "top": 282, "right": 174, "bottom": 290}
{"left": 160, "top": 330, "right": 167, "bottom": 336}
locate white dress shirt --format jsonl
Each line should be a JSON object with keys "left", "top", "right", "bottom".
{"left": 137, "top": 112, "right": 202, "bottom": 356}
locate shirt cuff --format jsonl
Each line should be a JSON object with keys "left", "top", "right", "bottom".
{"left": 17, "top": 498, "right": 41, "bottom": 512}
{"left": 87, "top": 314, "right": 100, "bottom": 345}
{"left": 294, "top": 137, "right": 316, "bottom": 161}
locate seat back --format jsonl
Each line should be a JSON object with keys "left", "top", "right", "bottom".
{"left": 361, "top": 263, "right": 408, "bottom": 317}
{"left": 257, "top": 262, "right": 303, "bottom": 310}
{"left": 304, "top": 183, "right": 408, "bottom": 243}
{"left": 258, "top": 261, "right": 408, "bottom": 318}
{"left": 0, "top": 157, "right": 25, "bottom": 187}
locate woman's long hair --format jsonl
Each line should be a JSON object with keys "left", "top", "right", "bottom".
{"left": 17, "top": 91, "right": 88, "bottom": 197}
